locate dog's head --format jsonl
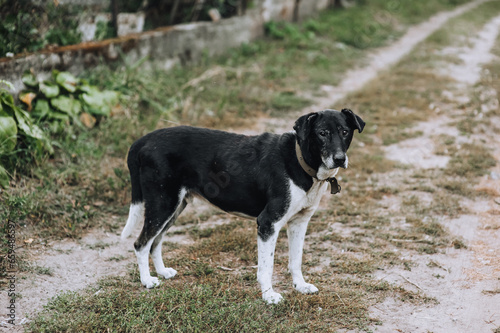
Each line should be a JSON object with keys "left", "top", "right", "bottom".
{"left": 293, "top": 109, "right": 365, "bottom": 178}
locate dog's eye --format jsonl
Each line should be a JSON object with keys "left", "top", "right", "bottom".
{"left": 319, "top": 130, "right": 327, "bottom": 137}
{"left": 341, "top": 130, "right": 349, "bottom": 136}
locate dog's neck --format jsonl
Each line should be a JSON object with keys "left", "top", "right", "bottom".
{"left": 295, "top": 141, "right": 318, "bottom": 178}
{"left": 294, "top": 138, "right": 341, "bottom": 194}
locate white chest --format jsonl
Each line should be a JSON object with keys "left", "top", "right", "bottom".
{"left": 287, "top": 179, "right": 328, "bottom": 217}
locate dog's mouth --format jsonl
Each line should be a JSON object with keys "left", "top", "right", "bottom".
{"left": 322, "top": 154, "right": 348, "bottom": 169}
{"left": 333, "top": 162, "right": 347, "bottom": 169}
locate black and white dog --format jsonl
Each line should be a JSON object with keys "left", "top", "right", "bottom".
{"left": 121, "top": 109, "right": 364, "bottom": 304}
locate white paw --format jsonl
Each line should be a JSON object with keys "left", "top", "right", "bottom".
{"left": 262, "top": 290, "right": 283, "bottom": 304}
{"left": 294, "top": 282, "right": 318, "bottom": 294}
{"left": 142, "top": 276, "right": 160, "bottom": 289}
{"left": 158, "top": 267, "right": 177, "bottom": 279}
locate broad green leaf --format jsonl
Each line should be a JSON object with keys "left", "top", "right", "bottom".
{"left": 13, "top": 107, "right": 44, "bottom": 140}
{"left": 101, "top": 90, "right": 119, "bottom": 105}
{"left": 22, "top": 71, "right": 38, "bottom": 88}
{"left": 40, "top": 82, "right": 60, "bottom": 98}
{"left": 56, "top": 72, "right": 78, "bottom": 93}
{"left": 12, "top": 107, "right": 54, "bottom": 154}
{"left": 0, "top": 164, "right": 9, "bottom": 188}
{"left": 0, "top": 90, "right": 15, "bottom": 110}
{"left": 81, "top": 88, "right": 119, "bottom": 116}
{"left": 0, "top": 110, "right": 17, "bottom": 153}
{"left": 32, "top": 100, "right": 51, "bottom": 119}
{"left": 47, "top": 111, "right": 70, "bottom": 121}
{"left": 78, "top": 84, "right": 93, "bottom": 93}
{"left": 51, "top": 95, "right": 81, "bottom": 116}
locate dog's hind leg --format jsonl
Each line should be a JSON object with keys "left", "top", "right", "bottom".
{"left": 134, "top": 186, "right": 187, "bottom": 288}
{"left": 150, "top": 199, "right": 187, "bottom": 280}
{"left": 287, "top": 211, "right": 318, "bottom": 294}
{"left": 121, "top": 144, "right": 146, "bottom": 240}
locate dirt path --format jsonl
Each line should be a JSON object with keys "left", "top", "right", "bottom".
{"left": 1, "top": 0, "right": 498, "bottom": 331}
{"left": 371, "top": 13, "right": 500, "bottom": 332}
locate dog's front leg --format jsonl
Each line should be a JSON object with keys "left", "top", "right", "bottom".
{"left": 287, "top": 213, "right": 318, "bottom": 294}
{"left": 257, "top": 211, "right": 287, "bottom": 304}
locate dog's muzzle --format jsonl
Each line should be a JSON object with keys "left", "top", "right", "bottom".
{"left": 323, "top": 153, "right": 348, "bottom": 169}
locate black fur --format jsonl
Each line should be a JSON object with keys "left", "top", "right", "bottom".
{"left": 128, "top": 109, "right": 364, "bottom": 249}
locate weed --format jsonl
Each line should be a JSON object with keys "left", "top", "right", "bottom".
{"left": 32, "top": 265, "right": 54, "bottom": 276}
{"left": 445, "top": 143, "right": 496, "bottom": 178}
{"left": 105, "top": 255, "right": 126, "bottom": 262}
{"left": 414, "top": 220, "right": 445, "bottom": 237}
{"left": 451, "top": 239, "right": 467, "bottom": 249}
{"left": 418, "top": 246, "right": 438, "bottom": 254}
{"left": 437, "top": 179, "right": 473, "bottom": 196}
{"left": 87, "top": 241, "right": 111, "bottom": 250}
{"left": 403, "top": 261, "right": 414, "bottom": 271}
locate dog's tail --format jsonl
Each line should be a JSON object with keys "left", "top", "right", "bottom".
{"left": 121, "top": 143, "right": 144, "bottom": 240}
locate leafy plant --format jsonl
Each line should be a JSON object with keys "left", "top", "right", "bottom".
{"left": 20, "top": 70, "right": 119, "bottom": 133}
{"left": 264, "top": 21, "right": 315, "bottom": 45}
{"left": 0, "top": 80, "right": 53, "bottom": 187}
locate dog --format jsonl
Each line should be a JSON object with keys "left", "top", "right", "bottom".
{"left": 121, "top": 108, "right": 365, "bottom": 304}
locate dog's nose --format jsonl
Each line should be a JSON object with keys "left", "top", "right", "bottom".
{"left": 333, "top": 153, "right": 346, "bottom": 168}
{"left": 334, "top": 158, "right": 345, "bottom": 167}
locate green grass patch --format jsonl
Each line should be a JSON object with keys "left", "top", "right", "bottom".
{"left": 28, "top": 263, "right": 429, "bottom": 332}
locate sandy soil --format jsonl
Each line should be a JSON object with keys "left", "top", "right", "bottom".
{"left": 2, "top": 0, "right": 500, "bottom": 332}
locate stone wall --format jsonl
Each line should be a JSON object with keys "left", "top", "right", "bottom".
{"left": 0, "top": 0, "right": 329, "bottom": 93}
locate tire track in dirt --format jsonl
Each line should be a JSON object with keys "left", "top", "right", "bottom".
{"left": 0, "top": 1, "right": 493, "bottom": 331}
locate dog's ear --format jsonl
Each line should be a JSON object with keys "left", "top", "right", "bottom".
{"left": 294, "top": 112, "right": 319, "bottom": 141}
{"left": 341, "top": 108, "right": 365, "bottom": 133}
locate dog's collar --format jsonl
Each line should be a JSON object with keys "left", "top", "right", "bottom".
{"left": 295, "top": 141, "right": 317, "bottom": 178}
{"left": 295, "top": 140, "right": 342, "bottom": 194}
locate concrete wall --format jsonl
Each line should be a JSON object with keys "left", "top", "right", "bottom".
{"left": 0, "top": 0, "right": 329, "bottom": 93}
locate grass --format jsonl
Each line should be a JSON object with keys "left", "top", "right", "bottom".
{"left": 32, "top": 266, "right": 54, "bottom": 276}
{"left": 29, "top": 226, "right": 432, "bottom": 332}
{"left": 30, "top": 275, "right": 388, "bottom": 332}
{"left": 445, "top": 143, "right": 497, "bottom": 178}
